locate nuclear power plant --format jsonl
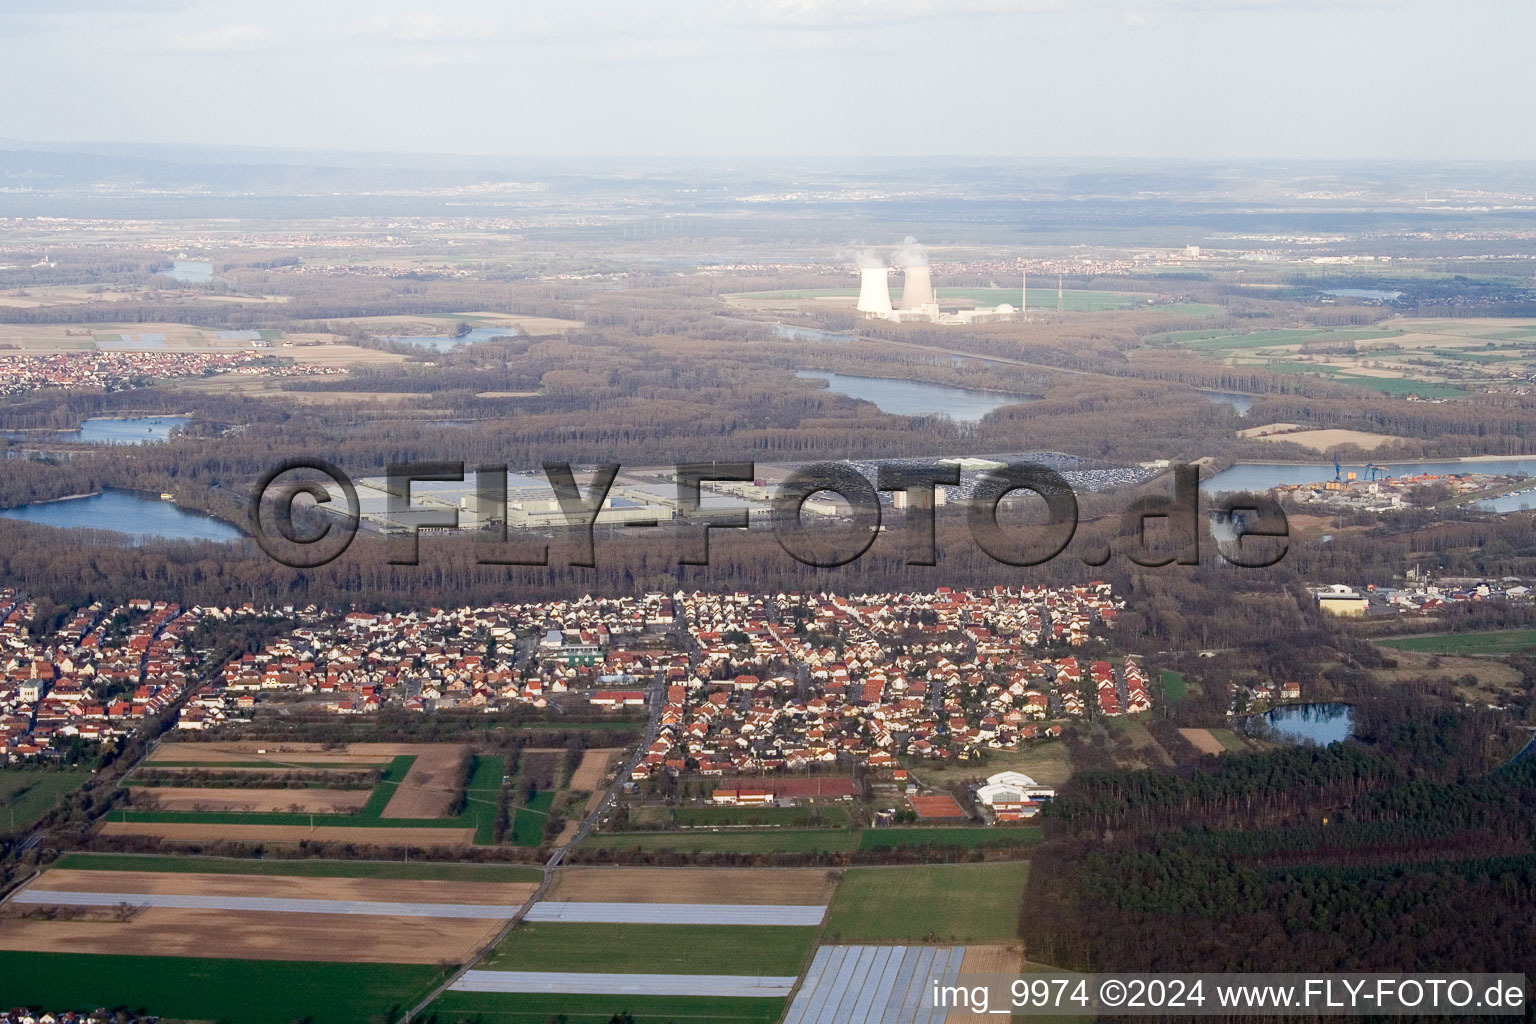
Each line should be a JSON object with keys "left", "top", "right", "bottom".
{"left": 853, "top": 241, "right": 1020, "bottom": 325}
{"left": 856, "top": 265, "right": 893, "bottom": 315}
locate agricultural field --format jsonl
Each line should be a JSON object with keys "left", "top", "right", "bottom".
{"left": 569, "top": 746, "right": 624, "bottom": 794}
{"left": 483, "top": 921, "right": 817, "bottom": 975}
{"left": 426, "top": 991, "right": 786, "bottom": 1024}
{"left": 1160, "top": 669, "right": 1189, "bottom": 703}
{"left": 1377, "top": 628, "right": 1536, "bottom": 656}
{"left": 1206, "top": 728, "right": 1255, "bottom": 753}
{"left": 673, "top": 803, "right": 852, "bottom": 827}
{"left": 0, "top": 951, "right": 440, "bottom": 1024}
{"left": 52, "top": 851, "right": 543, "bottom": 882}
{"left": 1178, "top": 728, "right": 1227, "bottom": 756}
{"left": 0, "top": 862, "right": 533, "bottom": 964}
{"left": 111, "top": 742, "right": 516, "bottom": 848}
{"left": 1100, "top": 719, "right": 1176, "bottom": 769}
{"left": 1140, "top": 319, "right": 1536, "bottom": 397}
{"left": 823, "top": 862, "right": 1031, "bottom": 944}
{"left": 546, "top": 866, "right": 840, "bottom": 905}
{"left": 581, "top": 828, "right": 861, "bottom": 854}
{"left": 423, "top": 865, "right": 821, "bottom": 1023}
{"left": 1248, "top": 427, "right": 1405, "bottom": 452}
{"left": 1370, "top": 646, "right": 1528, "bottom": 704}
{"left": 0, "top": 768, "right": 90, "bottom": 835}
{"left": 858, "top": 826, "right": 1040, "bottom": 851}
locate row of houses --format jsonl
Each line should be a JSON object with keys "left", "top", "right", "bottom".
{"left": 0, "top": 591, "right": 203, "bottom": 760}
{"left": 629, "top": 585, "right": 1136, "bottom": 782}
{"left": 191, "top": 597, "right": 659, "bottom": 719}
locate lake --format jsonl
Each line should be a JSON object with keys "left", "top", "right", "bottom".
{"left": 1245, "top": 703, "right": 1354, "bottom": 746}
{"left": 796, "top": 370, "right": 1033, "bottom": 423}
{"left": 0, "top": 489, "right": 242, "bottom": 543}
{"left": 5, "top": 416, "right": 190, "bottom": 446}
{"left": 1204, "top": 458, "right": 1536, "bottom": 494}
{"left": 160, "top": 260, "right": 213, "bottom": 283}
{"left": 1478, "top": 489, "right": 1536, "bottom": 513}
{"left": 382, "top": 327, "right": 519, "bottom": 350}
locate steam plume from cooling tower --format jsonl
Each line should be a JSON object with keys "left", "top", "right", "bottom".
{"left": 891, "top": 236, "right": 928, "bottom": 268}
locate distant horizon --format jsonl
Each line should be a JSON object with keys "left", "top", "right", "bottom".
{"left": 3, "top": 137, "right": 1535, "bottom": 170}
{"left": 2, "top": 0, "right": 1532, "bottom": 162}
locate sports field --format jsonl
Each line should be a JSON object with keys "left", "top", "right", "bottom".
{"left": 823, "top": 862, "right": 1030, "bottom": 943}
{"left": 0, "top": 951, "right": 440, "bottom": 1024}
{"left": 1377, "top": 629, "right": 1536, "bottom": 655}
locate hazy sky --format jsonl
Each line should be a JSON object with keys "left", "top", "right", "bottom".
{"left": 3, "top": 0, "right": 1533, "bottom": 160}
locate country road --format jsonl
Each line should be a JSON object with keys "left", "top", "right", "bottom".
{"left": 395, "top": 664, "right": 664, "bottom": 1024}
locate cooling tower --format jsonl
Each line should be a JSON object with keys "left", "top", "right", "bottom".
{"left": 856, "top": 266, "right": 893, "bottom": 314}
{"left": 900, "top": 265, "right": 935, "bottom": 310}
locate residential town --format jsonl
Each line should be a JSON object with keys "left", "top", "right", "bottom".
{"left": 1, "top": 586, "right": 1155, "bottom": 778}
{"left": 0, "top": 591, "right": 203, "bottom": 762}
{"left": 0, "top": 351, "right": 341, "bottom": 397}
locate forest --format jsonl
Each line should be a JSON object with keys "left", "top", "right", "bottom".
{"left": 1023, "top": 698, "right": 1536, "bottom": 979}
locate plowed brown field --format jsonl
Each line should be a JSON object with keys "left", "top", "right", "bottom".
{"left": 98, "top": 821, "right": 475, "bottom": 847}
{"left": 546, "top": 866, "right": 837, "bottom": 905}
{"left": 0, "top": 906, "right": 502, "bottom": 963}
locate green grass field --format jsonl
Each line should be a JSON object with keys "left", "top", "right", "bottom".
{"left": 509, "top": 806, "right": 546, "bottom": 846}
{"left": 1207, "top": 728, "right": 1249, "bottom": 752}
{"left": 427, "top": 991, "right": 785, "bottom": 1024}
{"left": 464, "top": 755, "right": 505, "bottom": 844}
{"left": 1377, "top": 629, "right": 1536, "bottom": 655}
{"left": 484, "top": 922, "right": 817, "bottom": 975}
{"left": 0, "top": 768, "right": 90, "bottom": 835}
{"left": 939, "top": 287, "right": 1148, "bottom": 312}
{"left": 51, "top": 851, "right": 543, "bottom": 882}
{"left": 914, "top": 740, "right": 1075, "bottom": 787}
{"left": 0, "top": 952, "right": 439, "bottom": 1024}
{"left": 143, "top": 760, "right": 391, "bottom": 768}
{"left": 1160, "top": 669, "right": 1189, "bottom": 703}
{"left": 823, "top": 862, "right": 1031, "bottom": 943}
{"left": 675, "top": 804, "right": 850, "bottom": 827}
{"left": 858, "top": 826, "right": 1041, "bottom": 850}
{"left": 1336, "top": 376, "right": 1471, "bottom": 399}
{"left": 582, "top": 828, "right": 860, "bottom": 853}
{"left": 1164, "top": 328, "right": 1404, "bottom": 355}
